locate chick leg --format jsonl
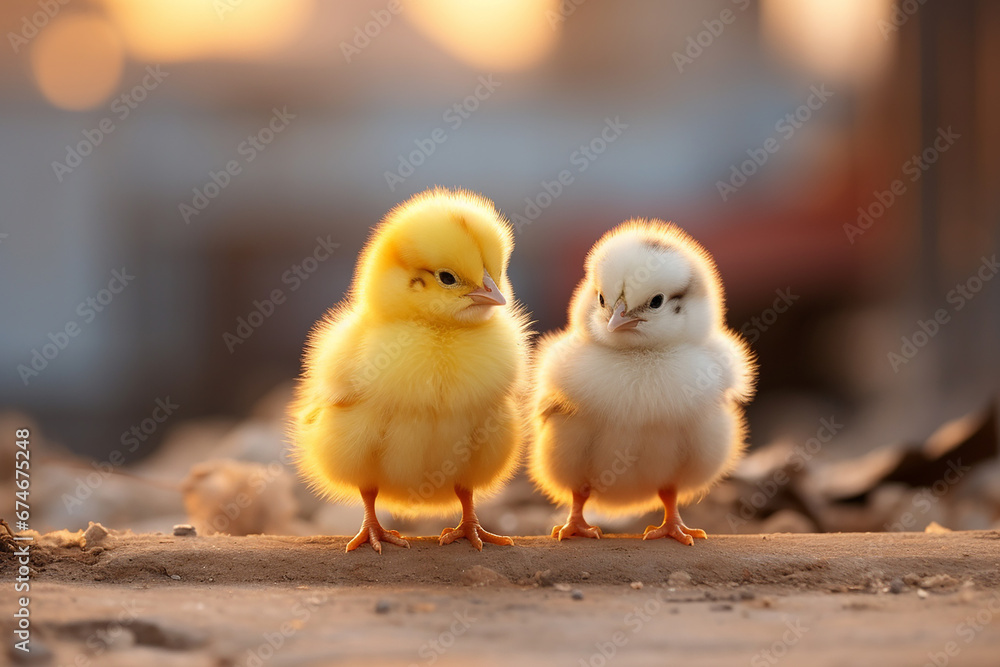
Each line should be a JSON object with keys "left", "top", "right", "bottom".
{"left": 642, "top": 486, "right": 707, "bottom": 546}
{"left": 346, "top": 488, "right": 410, "bottom": 554}
{"left": 439, "top": 485, "right": 514, "bottom": 551}
{"left": 551, "top": 486, "right": 603, "bottom": 540}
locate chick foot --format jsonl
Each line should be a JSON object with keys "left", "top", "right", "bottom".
{"left": 348, "top": 523, "right": 410, "bottom": 554}
{"left": 440, "top": 522, "right": 513, "bottom": 551}
{"left": 551, "top": 518, "right": 603, "bottom": 540}
{"left": 439, "top": 485, "right": 514, "bottom": 551}
{"left": 642, "top": 486, "right": 706, "bottom": 546}
{"left": 642, "top": 520, "right": 706, "bottom": 546}
{"left": 346, "top": 488, "right": 410, "bottom": 554}
{"left": 551, "top": 488, "right": 602, "bottom": 540}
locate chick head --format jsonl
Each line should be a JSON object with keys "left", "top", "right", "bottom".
{"left": 357, "top": 188, "right": 514, "bottom": 325}
{"left": 570, "top": 219, "right": 724, "bottom": 349}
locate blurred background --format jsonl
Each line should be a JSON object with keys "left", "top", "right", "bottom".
{"left": 2, "top": 0, "right": 998, "bottom": 538}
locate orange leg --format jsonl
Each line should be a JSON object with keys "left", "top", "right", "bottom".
{"left": 642, "top": 486, "right": 707, "bottom": 546}
{"left": 551, "top": 487, "right": 603, "bottom": 540}
{"left": 346, "top": 488, "right": 410, "bottom": 554}
{"left": 439, "top": 485, "right": 514, "bottom": 551}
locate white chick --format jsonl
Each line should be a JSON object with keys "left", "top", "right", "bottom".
{"left": 529, "top": 219, "right": 755, "bottom": 545}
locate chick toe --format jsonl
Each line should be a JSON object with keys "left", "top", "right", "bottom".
{"left": 347, "top": 523, "right": 410, "bottom": 554}
{"left": 551, "top": 519, "right": 603, "bottom": 541}
{"left": 439, "top": 522, "right": 514, "bottom": 551}
{"left": 438, "top": 485, "right": 514, "bottom": 550}
{"left": 642, "top": 521, "right": 706, "bottom": 546}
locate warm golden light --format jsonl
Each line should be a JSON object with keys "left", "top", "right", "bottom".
{"left": 403, "top": 0, "right": 561, "bottom": 71}
{"left": 101, "top": 0, "right": 312, "bottom": 62}
{"left": 761, "top": 0, "right": 896, "bottom": 86}
{"left": 31, "top": 14, "right": 124, "bottom": 111}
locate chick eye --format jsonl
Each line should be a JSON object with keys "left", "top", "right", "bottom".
{"left": 435, "top": 270, "right": 458, "bottom": 287}
{"left": 599, "top": 293, "right": 605, "bottom": 307}
{"left": 649, "top": 294, "right": 665, "bottom": 309}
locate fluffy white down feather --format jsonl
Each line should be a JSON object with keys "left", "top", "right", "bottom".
{"left": 529, "top": 219, "right": 755, "bottom": 515}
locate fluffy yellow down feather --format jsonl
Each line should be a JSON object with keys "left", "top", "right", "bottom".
{"left": 290, "top": 188, "right": 530, "bottom": 552}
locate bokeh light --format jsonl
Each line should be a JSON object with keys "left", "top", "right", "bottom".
{"left": 761, "top": 0, "right": 896, "bottom": 86}
{"left": 100, "top": 0, "right": 313, "bottom": 62}
{"left": 30, "top": 14, "right": 124, "bottom": 111}
{"left": 403, "top": 0, "right": 561, "bottom": 71}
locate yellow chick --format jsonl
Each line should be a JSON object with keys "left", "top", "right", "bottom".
{"left": 291, "top": 188, "right": 529, "bottom": 553}
{"left": 529, "top": 220, "right": 755, "bottom": 545}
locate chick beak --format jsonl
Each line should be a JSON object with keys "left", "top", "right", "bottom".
{"left": 467, "top": 270, "right": 506, "bottom": 306}
{"left": 608, "top": 300, "right": 642, "bottom": 332}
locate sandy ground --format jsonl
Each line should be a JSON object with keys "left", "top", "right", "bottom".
{"left": 3, "top": 531, "right": 1000, "bottom": 666}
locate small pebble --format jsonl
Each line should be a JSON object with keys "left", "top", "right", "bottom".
{"left": 889, "top": 578, "right": 906, "bottom": 594}
{"left": 630, "top": 581, "right": 644, "bottom": 590}
{"left": 83, "top": 522, "right": 110, "bottom": 549}
{"left": 571, "top": 589, "right": 584, "bottom": 601}
{"left": 739, "top": 590, "right": 756, "bottom": 601}
{"left": 554, "top": 583, "right": 572, "bottom": 592}
{"left": 462, "top": 565, "right": 509, "bottom": 587}
{"left": 919, "top": 574, "right": 958, "bottom": 590}
{"left": 580, "top": 571, "right": 590, "bottom": 580}
{"left": 531, "top": 570, "right": 555, "bottom": 587}
{"left": 375, "top": 599, "right": 392, "bottom": 614}
{"left": 917, "top": 589, "right": 929, "bottom": 599}
{"left": 169, "top": 574, "right": 181, "bottom": 580}
{"left": 173, "top": 524, "right": 197, "bottom": 537}
{"left": 668, "top": 571, "right": 693, "bottom": 587}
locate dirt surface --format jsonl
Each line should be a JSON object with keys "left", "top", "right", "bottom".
{"left": 3, "top": 531, "right": 1000, "bottom": 666}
